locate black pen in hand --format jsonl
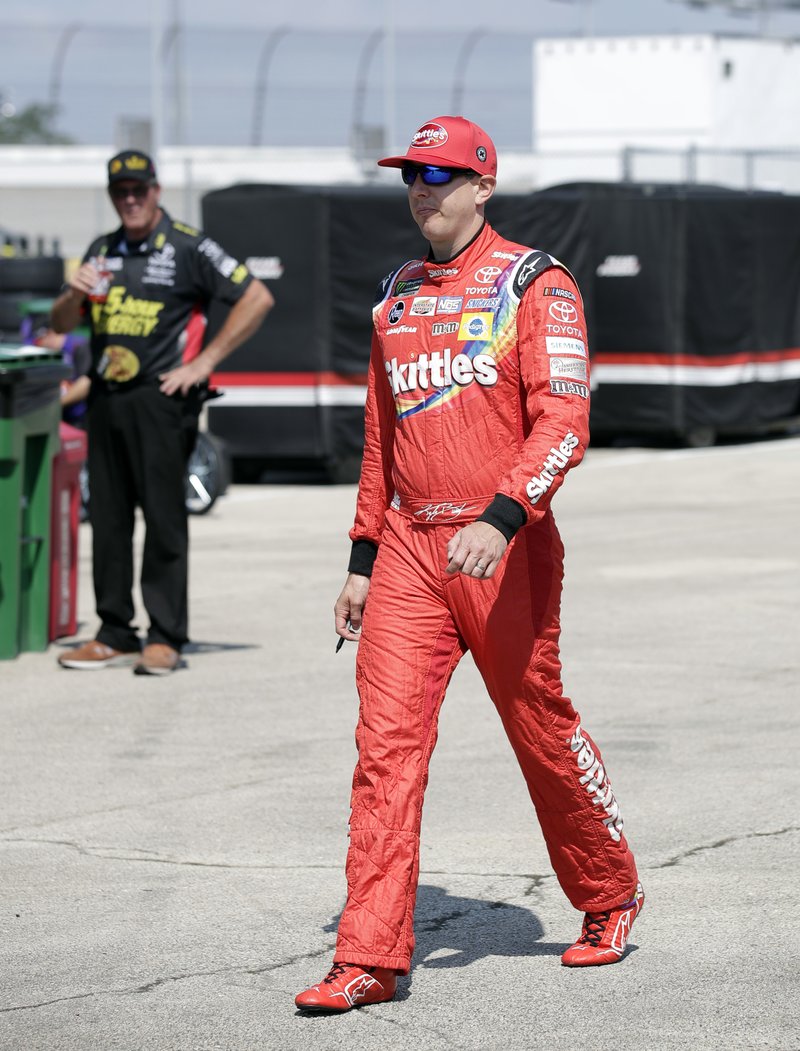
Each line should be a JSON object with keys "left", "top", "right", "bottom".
{"left": 336, "top": 621, "right": 354, "bottom": 652}
{"left": 336, "top": 617, "right": 351, "bottom": 651}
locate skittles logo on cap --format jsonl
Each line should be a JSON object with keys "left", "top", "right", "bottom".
{"left": 412, "top": 123, "right": 448, "bottom": 149}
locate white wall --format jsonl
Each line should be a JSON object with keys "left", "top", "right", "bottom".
{"left": 713, "top": 37, "right": 800, "bottom": 149}
{"left": 535, "top": 36, "right": 716, "bottom": 153}
{"left": 534, "top": 34, "right": 800, "bottom": 153}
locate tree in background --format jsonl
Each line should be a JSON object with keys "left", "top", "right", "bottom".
{"left": 0, "top": 100, "right": 75, "bottom": 145}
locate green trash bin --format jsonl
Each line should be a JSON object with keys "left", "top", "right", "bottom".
{"left": 0, "top": 343, "right": 70, "bottom": 659}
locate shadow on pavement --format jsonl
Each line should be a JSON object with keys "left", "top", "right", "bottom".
{"left": 52, "top": 639, "right": 260, "bottom": 656}
{"left": 183, "top": 640, "right": 261, "bottom": 654}
{"left": 412, "top": 884, "right": 561, "bottom": 968}
{"left": 319, "top": 883, "right": 567, "bottom": 996}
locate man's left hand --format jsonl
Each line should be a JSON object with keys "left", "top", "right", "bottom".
{"left": 159, "top": 357, "right": 212, "bottom": 397}
{"left": 445, "top": 522, "right": 508, "bottom": 580}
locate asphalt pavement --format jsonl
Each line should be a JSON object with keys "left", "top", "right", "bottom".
{"left": 1, "top": 436, "right": 799, "bottom": 1051}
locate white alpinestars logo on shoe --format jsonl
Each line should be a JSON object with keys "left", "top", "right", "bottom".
{"left": 340, "top": 973, "right": 379, "bottom": 1006}
{"left": 611, "top": 909, "right": 634, "bottom": 953}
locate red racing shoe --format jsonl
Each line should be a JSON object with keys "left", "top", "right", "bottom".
{"left": 295, "top": 962, "right": 397, "bottom": 1012}
{"left": 561, "top": 882, "right": 645, "bottom": 967}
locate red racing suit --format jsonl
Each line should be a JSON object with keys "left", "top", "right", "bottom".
{"left": 335, "top": 222, "right": 638, "bottom": 973}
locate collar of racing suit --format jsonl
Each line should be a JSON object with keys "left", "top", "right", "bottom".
{"left": 424, "top": 220, "right": 486, "bottom": 269}
{"left": 418, "top": 220, "right": 500, "bottom": 290}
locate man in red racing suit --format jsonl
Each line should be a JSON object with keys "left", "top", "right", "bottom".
{"left": 296, "top": 116, "right": 643, "bottom": 1013}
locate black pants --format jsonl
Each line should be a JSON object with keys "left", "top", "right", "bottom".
{"left": 88, "top": 384, "right": 198, "bottom": 652}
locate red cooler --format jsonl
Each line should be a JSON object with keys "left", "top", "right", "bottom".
{"left": 49, "top": 422, "right": 87, "bottom": 640}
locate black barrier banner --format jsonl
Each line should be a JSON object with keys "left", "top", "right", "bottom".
{"left": 202, "top": 181, "right": 800, "bottom": 463}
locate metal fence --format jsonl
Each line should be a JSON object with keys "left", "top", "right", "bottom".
{"left": 621, "top": 146, "right": 800, "bottom": 193}
{"left": 0, "top": 23, "right": 536, "bottom": 153}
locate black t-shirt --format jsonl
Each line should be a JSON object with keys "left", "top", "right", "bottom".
{"left": 81, "top": 210, "right": 253, "bottom": 385}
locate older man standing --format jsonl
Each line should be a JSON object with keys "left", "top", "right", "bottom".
{"left": 295, "top": 116, "right": 643, "bottom": 1013}
{"left": 53, "top": 150, "right": 272, "bottom": 675}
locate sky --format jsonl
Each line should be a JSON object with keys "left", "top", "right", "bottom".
{"left": 6, "top": 0, "right": 800, "bottom": 33}
{"left": 3, "top": 1, "right": 800, "bottom": 149}
{"left": 1, "top": 0, "right": 798, "bottom": 32}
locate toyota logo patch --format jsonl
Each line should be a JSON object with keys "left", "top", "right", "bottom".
{"left": 548, "top": 301, "right": 578, "bottom": 323}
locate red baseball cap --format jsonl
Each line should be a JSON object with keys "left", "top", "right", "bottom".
{"left": 378, "top": 116, "right": 497, "bottom": 177}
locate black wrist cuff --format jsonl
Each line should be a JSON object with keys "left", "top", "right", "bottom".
{"left": 348, "top": 539, "right": 379, "bottom": 577}
{"left": 476, "top": 494, "right": 527, "bottom": 542}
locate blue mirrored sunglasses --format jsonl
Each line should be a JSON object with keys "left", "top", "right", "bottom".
{"left": 401, "top": 164, "right": 476, "bottom": 186}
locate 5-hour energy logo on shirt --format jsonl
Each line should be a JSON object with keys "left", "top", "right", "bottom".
{"left": 91, "top": 286, "right": 165, "bottom": 337}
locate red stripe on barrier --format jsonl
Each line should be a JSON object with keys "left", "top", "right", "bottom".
{"left": 592, "top": 348, "right": 800, "bottom": 367}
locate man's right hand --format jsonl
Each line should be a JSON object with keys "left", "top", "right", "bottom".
{"left": 68, "top": 262, "right": 101, "bottom": 300}
{"left": 334, "top": 573, "right": 371, "bottom": 643}
{"left": 51, "top": 263, "right": 101, "bottom": 333}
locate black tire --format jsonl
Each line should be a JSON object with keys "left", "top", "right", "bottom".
{"left": 185, "top": 431, "right": 229, "bottom": 514}
{"left": 0, "top": 257, "right": 64, "bottom": 293}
